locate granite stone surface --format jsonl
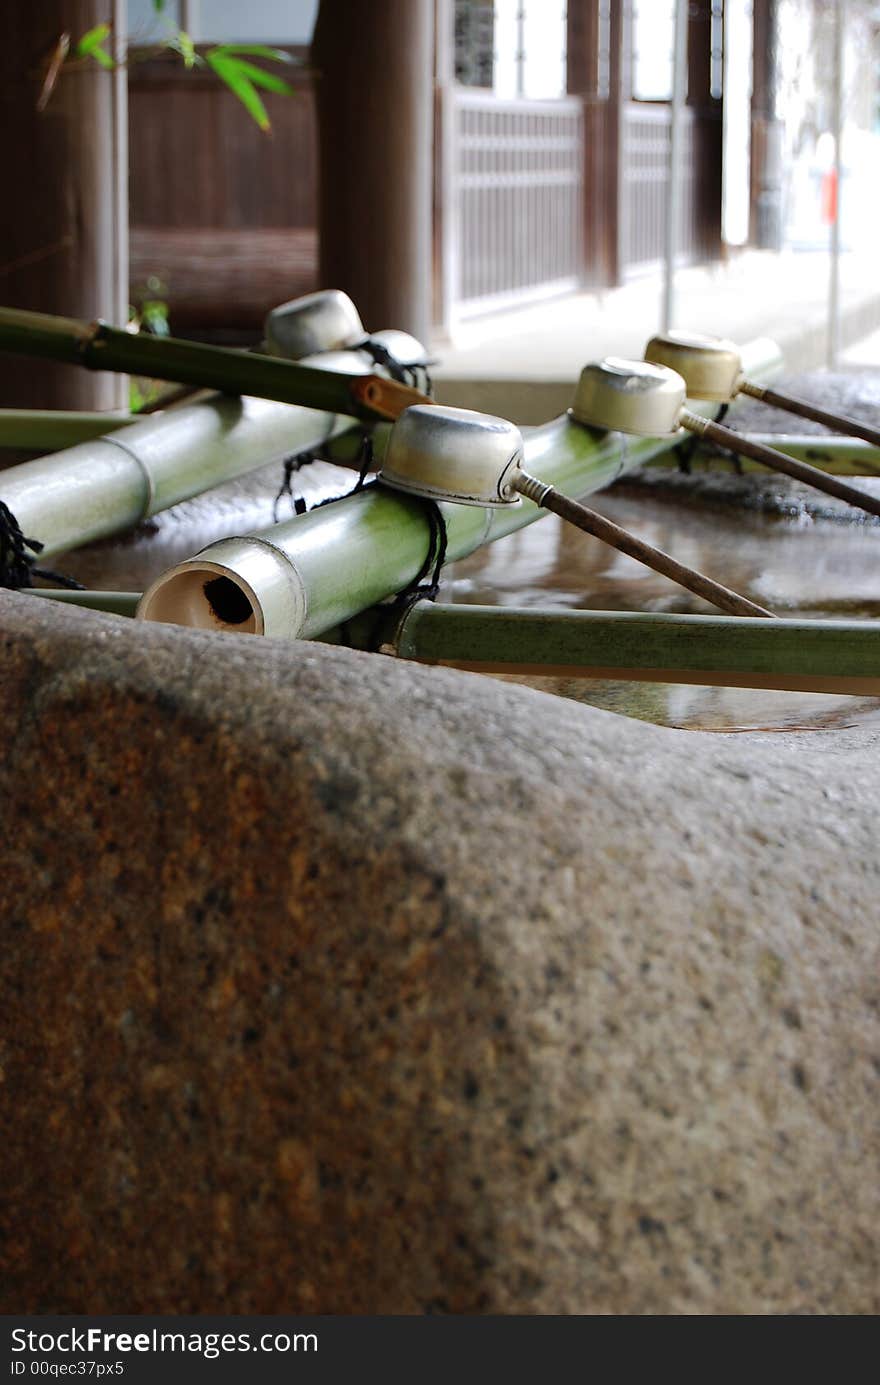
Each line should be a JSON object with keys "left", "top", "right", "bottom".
{"left": 0, "top": 592, "right": 878, "bottom": 1314}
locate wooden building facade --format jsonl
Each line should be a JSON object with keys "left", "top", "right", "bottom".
{"left": 125, "top": 1, "right": 777, "bottom": 338}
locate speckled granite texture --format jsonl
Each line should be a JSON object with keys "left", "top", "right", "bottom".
{"left": 0, "top": 593, "right": 878, "bottom": 1314}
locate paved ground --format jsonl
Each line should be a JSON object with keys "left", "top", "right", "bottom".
{"left": 432, "top": 247, "right": 880, "bottom": 423}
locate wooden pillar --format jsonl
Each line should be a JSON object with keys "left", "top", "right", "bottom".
{"left": 567, "top": 0, "right": 599, "bottom": 287}
{"left": 687, "top": 0, "right": 723, "bottom": 261}
{"left": 0, "top": 2, "right": 125, "bottom": 410}
{"left": 433, "top": 0, "right": 455, "bottom": 337}
{"left": 750, "top": 0, "right": 783, "bottom": 249}
{"left": 607, "top": 1, "right": 631, "bottom": 287}
{"left": 312, "top": 0, "right": 434, "bottom": 343}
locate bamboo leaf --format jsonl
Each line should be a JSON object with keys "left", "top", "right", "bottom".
{"left": 209, "top": 44, "right": 294, "bottom": 64}
{"left": 87, "top": 46, "right": 115, "bottom": 70}
{"left": 207, "top": 53, "right": 271, "bottom": 131}
{"left": 169, "top": 28, "right": 199, "bottom": 69}
{"left": 75, "top": 23, "right": 114, "bottom": 68}
{"left": 76, "top": 22, "right": 110, "bottom": 54}
{"left": 218, "top": 58, "right": 294, "bottom": 96}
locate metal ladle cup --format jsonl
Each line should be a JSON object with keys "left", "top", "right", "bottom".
{"left": 378, "top": 402, "right": 772, "bottom": 619}
{"left": 577, "top": 355, "right": 880, "bottom": 523}
{"left": 645, "top": 328, "right": 880, "bottom": 451}
{"left": 265, "top": 293, "right": 432, "bottom": 392}
{"left": 264, "top": 289, "right": 366, "bottom": 361}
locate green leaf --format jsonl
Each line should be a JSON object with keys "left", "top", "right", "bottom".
{"left": 168, "top": 28, "right": 199, "bottom": 68}
{"left": 207, "top": 53, "right": 270, "bottom": 130}
{"left": 209, "top": 44, "right": 294, "bottom": 64}
{"left": 152, "top": 1, "right": 167, "bottom": 11}
{"left": 75, "top": 22, "right": 114, "bottom": 68}
{"left": 76, "top": 22, "right": 110, "bottom": 54}
{"left": 219, "top": 58, "right": 294, "bottom": 96}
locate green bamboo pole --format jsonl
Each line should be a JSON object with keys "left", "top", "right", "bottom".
{"left": 647, "top": 433, "right": 880, "bottom": 476}
{"left": 0, "top": 395, "right": 360, "bottom": 559}
{"left": 0, "top": 308, "right": 427, "bottom": 422}
{"left": 23, "top": 589, "right": 140, "bottom": 617}
{"left": 0, "top": 408, "right": 133, "bottom": 451}
{"left": 363, "top": 603, "right": 880, "bottom": 697}
{"left": 137, "top": 334, "right": 784, "bottom": 638}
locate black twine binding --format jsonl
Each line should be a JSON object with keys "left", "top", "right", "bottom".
{"left": 354, "top": 337, "right": 434, "bottom": 395}
{"left": 312, "top": 434, "right": 376, "bottom": 510}
{"left": 274, "top": 433, "right": 378, "bottom": 520}
{"left": 387, "top": 498, "right": 448, "bottom": 618}
{"left": 0, "top": 501, "right": 84, "bottom": 591}
{"left": 273, "top": 449, "right": 317, "bottom": 521}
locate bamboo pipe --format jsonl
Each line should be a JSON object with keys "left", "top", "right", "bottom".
{"left": 0, "top": 409, "right": 134, "bottom": 451}
{"left": 139, "top": 337, "right": 783, "bottom": 640}
{"left": 0, "top": 307, "right": 429, "bottom": 422}
{"left": 138, "top": 412, "right": 703, "bottom": 638}
{"left": 646, "top": 330, "right": 880, "bottom": 451}
{"left": 0, "top": 395, "right": 358, "bottom": 560}
{"left": 23, "top": 589, "right": 140, "bottom": 617}
{"left": 0, "top": 288, "right": 427, "bottom": 558}
{"left": 362, "top": 603, "right": 880, "bottom": 698}
{"left": 575, "top": 358, "right": 880, "bottom": 522}
{"left": 646, "top": 433, "right": 880, "bottom": 476}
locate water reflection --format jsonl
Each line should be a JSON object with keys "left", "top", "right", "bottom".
{"left": 444, "top": 483, "right": 880, "bottom": 733}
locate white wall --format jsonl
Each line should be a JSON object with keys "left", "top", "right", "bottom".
{"left": 493, "top": 0, "right": 567, "bottom": 100}
{"left": 631, "top": 0, "right": 675, "bottom": 101}
{"left": 130, "top": 0, "right": 319, "bottom": 44}
{"left": 128, "top": 0, "right": 179, "bottom": 41}
{"left": 190, "top": 0, "right": 319, "bottom": 43}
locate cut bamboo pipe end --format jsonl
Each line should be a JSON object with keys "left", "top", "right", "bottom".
{"left": 137, "top": 539, "right": 308, "bottom": 639}
{"left": 350, "top": 375, "right": 433, "bottom": 421}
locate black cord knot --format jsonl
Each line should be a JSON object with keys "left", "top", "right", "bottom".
{"left": 387, "top": 498, "right": 448, "bottom": 617}
{"left": 0, "top": 501, "right": 83, "bottom": 591}
{"left": 354, "top": 337, "right": 434, "bottom": 395}
{"left": 273, "top": 449, "right": 317, "bottom": 521}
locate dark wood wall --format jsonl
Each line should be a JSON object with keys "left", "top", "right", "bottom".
{"left": 127, "top": 46, "right": 319, "bottom": 330}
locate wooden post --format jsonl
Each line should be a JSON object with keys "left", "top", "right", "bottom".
{"left": 567, "top": 0, "right": 601, "bottom": 288}
{"left": 0, "top": 2, "right": 126, "bottom": 410}
{"left": 687, "top": 0, "right": 723, "bottom": 261}
{"left": 433, "top": 0, "right": 456, "bottom": 338}
{"left": 750, "top": 0, "right": 783, "bottom": 249}
{"left": 662, "top": 0, "right": 689, "bottom": 332}
{"left": 608, "top": 0, "right": 631, "bottom": 288}
{"left": 312, "top": 0, "right": 434, "bottom": 344}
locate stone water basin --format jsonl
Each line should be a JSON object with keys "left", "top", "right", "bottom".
{"left": 5, "top": 371, "right": 880, "bottom": 1314}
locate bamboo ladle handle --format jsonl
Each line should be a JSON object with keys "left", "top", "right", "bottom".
{"left": 739, "top": 378, "right": 880, "bottom": 450}
{"left": 513, "top": 471, "right": 773, "bottom": 619}
{"left": 682, "top": 410, "right": 880, "bottom": 520}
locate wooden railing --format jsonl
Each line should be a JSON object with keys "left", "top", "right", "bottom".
{"left": 442, "top": 90, "right": 584, "bottom": 321}
{"left": 619, "top": 103, "right": 699, "bottom": 275}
